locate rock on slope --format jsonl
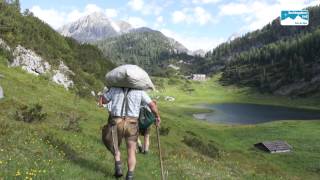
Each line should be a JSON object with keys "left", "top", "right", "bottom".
{"left": 0, "top": 85, "right": 3, "bottom": 99}
{"left": 11, "top": 45, "right": 51, "bottom": 75}
{"left": 1, "top": 38, "right": 74, "bottom": 89}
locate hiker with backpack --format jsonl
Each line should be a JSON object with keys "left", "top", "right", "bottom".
{"left": 99, "top": 65, "right": 161, "bottom": 180}
{"left": 137, "top": 100, "right": 157, "bottom": 154}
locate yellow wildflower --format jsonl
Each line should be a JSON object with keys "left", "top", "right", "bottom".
{"left": 15, "top": 170, "right": 21, "bottom": 176}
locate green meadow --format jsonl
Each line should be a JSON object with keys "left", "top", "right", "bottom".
{"left": 0, "top": 63, "right": 320, "bottom": 180}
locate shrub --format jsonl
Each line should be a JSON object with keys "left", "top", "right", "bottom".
{"left": 61, "top": 112, "right": 82, "bottom": 132}
{"left": 159, "top": 126, "right": 170, "bottom": 136}
{"left": 180, "top": 82, "right": 195, "bottom": 94}
{"left": 15, "top": 104, "right": 47, "bottom": 123}
{"left": 182, "top": 135, "right": 220, "bottom": 159}
{"left": 0, "top": 120, "right": 11, "bottom": 135}
{"left": 168, "top": 77, "right": 182, "bottom": 85}
{"left": 152, "top": 77, "right": 166, "bottom": 90}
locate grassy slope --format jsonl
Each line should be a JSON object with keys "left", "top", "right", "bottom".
{"left": 0, "top": 64, "right": 320, "bottom": 180}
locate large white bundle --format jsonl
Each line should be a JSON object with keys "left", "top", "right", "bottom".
{"left": 105, "top": 64, "right": 155, "bottom": 90}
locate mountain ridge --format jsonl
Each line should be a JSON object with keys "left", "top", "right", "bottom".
{"left": 58, "top": 12, "right": 190, "bottom": 53}
{"left": 59, "top": 12, "right": 133, "bottom": 43}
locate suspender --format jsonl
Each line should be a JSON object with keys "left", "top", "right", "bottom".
{"left": 120, "top": 88, "right": 130, "bottom": 117}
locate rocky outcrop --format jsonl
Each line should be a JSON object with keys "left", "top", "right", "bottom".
{"left": 0, "top": 38, "right": 11, "bottom": 52}
{"left": 11, "top": 45, "right": 51, "bottom": 75}
{"left": 164, "top": 96, "right": 175, "bottom": 102}
{"left": 0, "top": 74, "right": 3, "bottom": 99}
{"left": 8, "top": 44, "right": 74, "bottom": 90}
{"left": 52, "top": 61, "right": 74, "bottom": 89}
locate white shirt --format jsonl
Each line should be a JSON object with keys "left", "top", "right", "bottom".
{"left": 104, "top": 87, "right": 152, "bottom": 118}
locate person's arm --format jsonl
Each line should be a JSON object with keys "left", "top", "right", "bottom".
{"left": 141, "top": 91, "right": 161, "bottom": 126}
{"left": 98, "top": 95, "right": 108, "bottom": 107}
{"left": 148, "top": 101, "right": 161, "bottom": 126}
{"left": 98, "top": 89, "right": 112, "bottom": 107}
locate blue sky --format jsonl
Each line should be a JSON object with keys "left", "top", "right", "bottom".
{"left": 21, "top": 0, "right": 320, "bottom": 51}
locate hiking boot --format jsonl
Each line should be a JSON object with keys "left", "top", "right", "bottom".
{"left": 126, "top": 171, "right": 134, "bottom": 180}
{"left": 114, "top": 161, "right": 123, "bottom": 178}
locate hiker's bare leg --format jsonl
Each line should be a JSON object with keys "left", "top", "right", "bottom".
{"left": 126, "top": 140, "right": 137, "bottom": 171}
{"left": 114, "top": 149, "right": 121, "bottom": 161}
{"left": 144, "top": 133, "right": 150, "bottom": 151}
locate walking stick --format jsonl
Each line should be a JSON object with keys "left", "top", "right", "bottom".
{"left": 156, "top": 125, "right": 165, "bottom": 180}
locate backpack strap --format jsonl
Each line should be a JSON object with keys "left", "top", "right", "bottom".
{"left": 120, "top": 88, "right": 130, "bottom": 117}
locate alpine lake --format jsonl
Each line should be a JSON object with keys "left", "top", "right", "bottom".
{"left": 193, "top": 103, "right": 320, "bottom": 124}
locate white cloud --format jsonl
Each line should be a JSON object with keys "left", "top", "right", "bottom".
{"left": 192, "top": 0, "right": 221, "bottom": 4}
{"left": 153, "top": 16, "right": 165, "bottom": 28}
{"left": 161, "top": 28, "right": 224, "bottom": 51}
{"left": 67, "top": 9, "right": 85, "bottom": 22}
{"left": 84, "top": 4, "right": 102, "bottom": 14}
{"left": 127, "top": 17, "right": 147, "bottom": 28}
{"left": 172, "top": 7, "right": 214, "bottom": 25}
{"left": 127, "top": 0, "right": 163, "bottom": 16}
{"left": 105, "top": 8, "right": 118, "bottom": 18}
{"left": 157, "top": 16, "right": 164, "bottom": 23}
{"left": 219, "top": 0, "right": 320, "bottom": 31}
{"left": 172, "top": 10, "right": 188, "bottom": 24}
{"left": 128, "top": 0, "right": 144, "bottom": 11}
{"left": 194, "top": 7, "right": 212, "bottom": 25}
{"left": 218, "top": 3, "right": 248, "bottom": 16}
{"left": 30, "top": 6, "right": 66, "bottom": 29}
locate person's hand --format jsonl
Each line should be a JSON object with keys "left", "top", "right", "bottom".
{"left": 155, "top": 116, "right": 161, "bottom": 127}
{"left": 98, "top": 95, "right": 106, "bottom": 107}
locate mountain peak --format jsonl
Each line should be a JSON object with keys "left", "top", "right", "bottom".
{"left": 58, "top": 12, "right": 189, "bottom": 53}
{"left": 59, "top": 12, "right": 133, "bottom": 43}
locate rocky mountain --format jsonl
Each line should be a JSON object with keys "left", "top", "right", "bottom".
{"left": 59, "top": 12, "right": 133, "bottom": 43}
{"left": 58, "top": 12, "right": 191, "bottom": 73}
{"left": 94, "top": 28, "right": 191, "bottom": 74}
{"left": 59, "top": 12, "right": 189, "bottom": 54}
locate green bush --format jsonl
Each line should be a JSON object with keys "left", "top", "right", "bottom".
{"left": 182, "top": 135, "right": 220, "bottom": 159}
{"left": 0, "top": 120, "right": 11, "bottom": 135}
{"left": 180, "top": 82, "right": 195, "bottom": 94}
{"left": 61, "top": 112, "right": 82, "bottom": 133}
{"left": 15, "top": 104, "right": 47, "bottom": 123}
{"left": 168, "top": 77, "right": 182, "bottom": 85}
{"left": 152, "top": 77, "right": 166, "bottom": 90}
{"left": 159, "top": 126, "right": 170, "bottom": 136}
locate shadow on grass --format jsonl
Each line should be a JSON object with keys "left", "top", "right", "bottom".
{"left": 43, "top": 134, "right": 113, "bottom": 177}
